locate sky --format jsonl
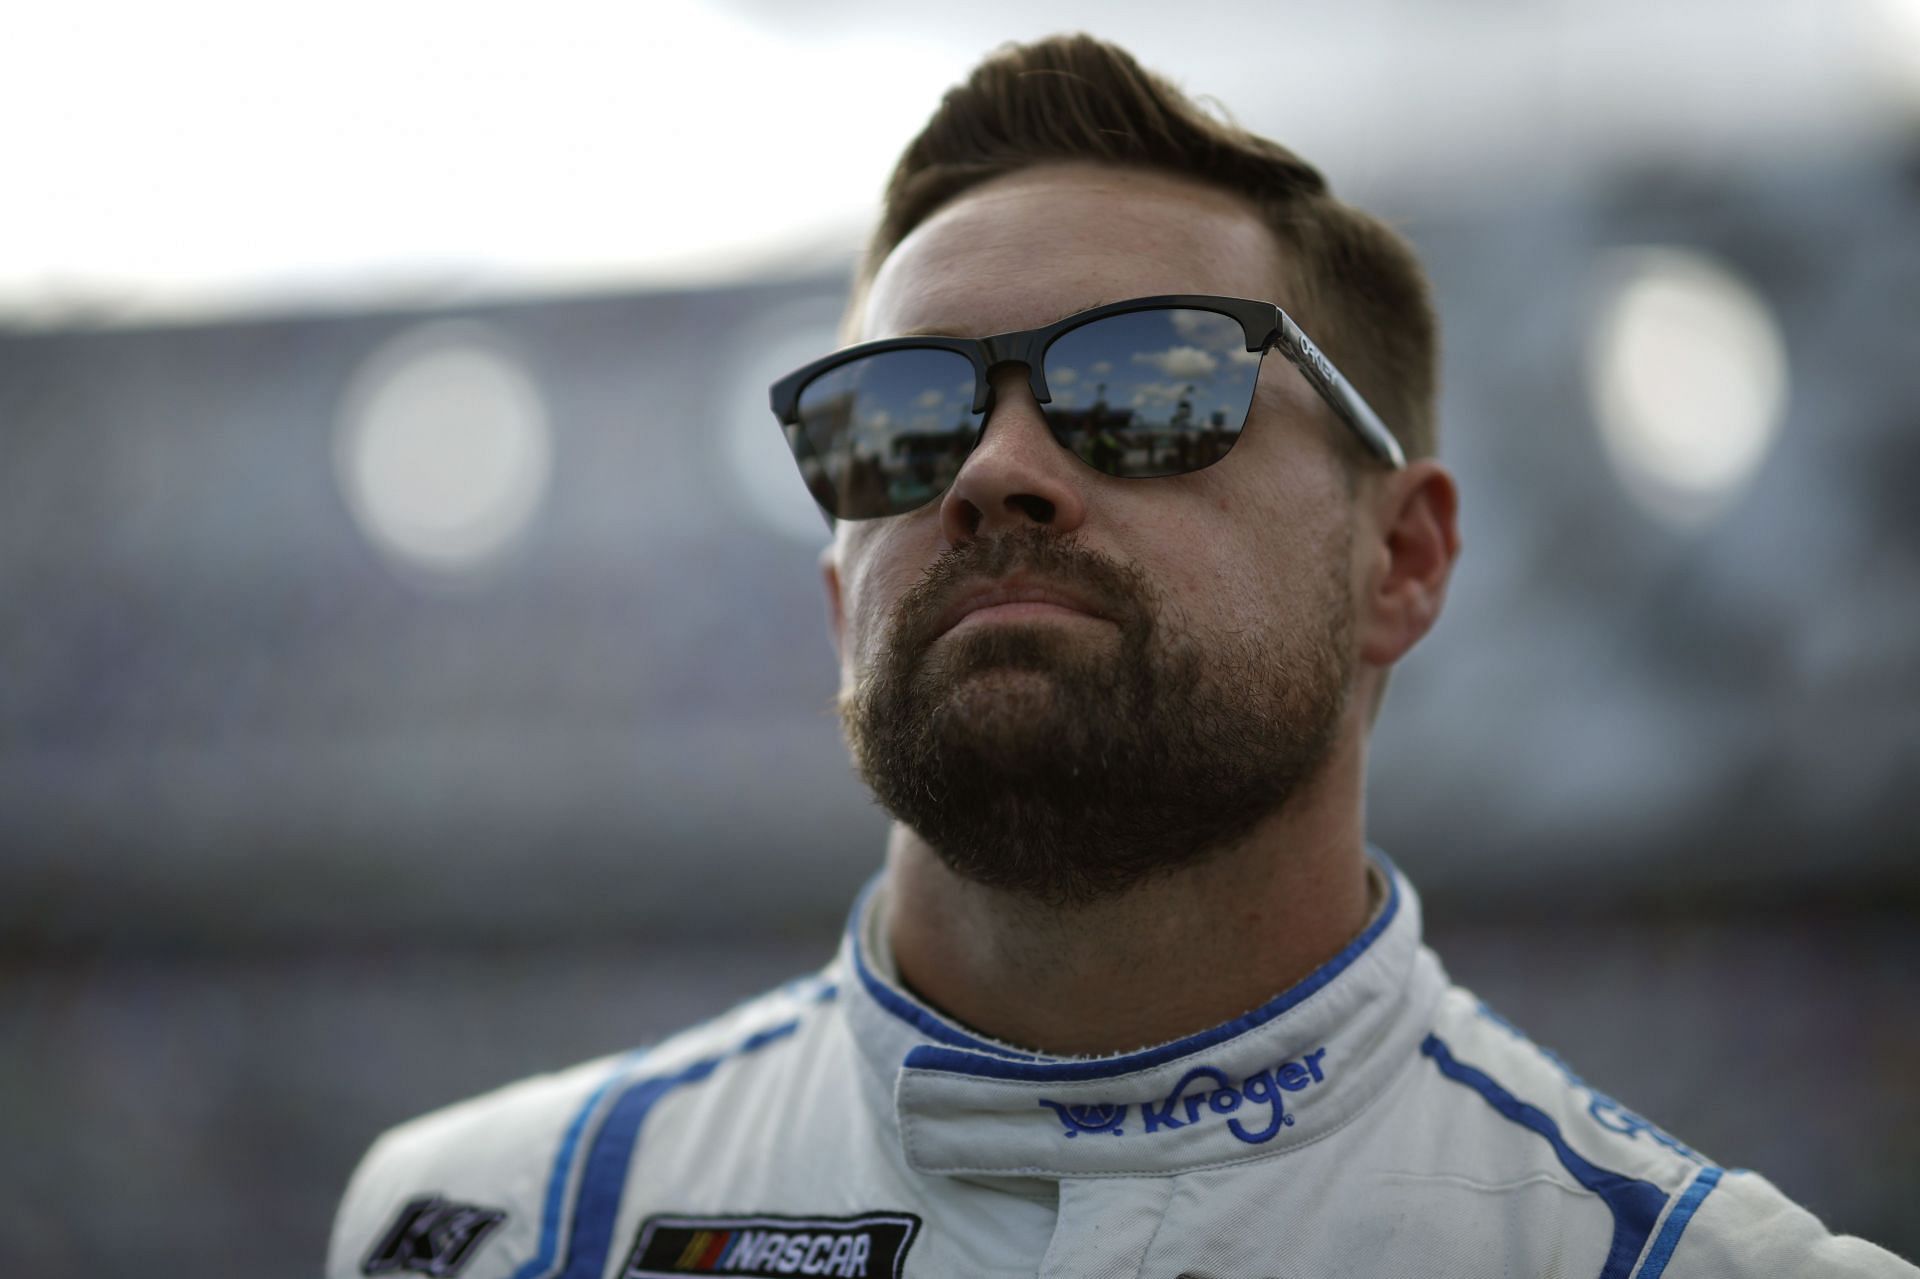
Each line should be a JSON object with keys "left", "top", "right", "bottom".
{"left": 4, "top": 0, "right": 1917, "bottom": 328}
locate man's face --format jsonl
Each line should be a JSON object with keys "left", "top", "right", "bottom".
{"left": 825, "top": 163, "right": 1364, "bottom": 906}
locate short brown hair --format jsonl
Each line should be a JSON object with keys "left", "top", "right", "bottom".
{"left": 852, "top": 34, "right": 1440, "bottom": 461}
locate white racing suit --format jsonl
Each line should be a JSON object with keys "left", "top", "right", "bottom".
{"left": 330, "top": 858, "right": 1915, "bottom": 1278}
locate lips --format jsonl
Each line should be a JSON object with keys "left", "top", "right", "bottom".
{"left": 931, "top": 576, "right": 1113, "bottom": 639}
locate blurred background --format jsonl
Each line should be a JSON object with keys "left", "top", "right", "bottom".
{"left": 3, "top": 0, "right": 1918, "bottom": 1272}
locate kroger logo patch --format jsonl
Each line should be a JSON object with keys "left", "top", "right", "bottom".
{"left": 1039, "top": 1047, "right": 1328, "bottom": 1145}
{"left": 622, "top": 1212, "right": 920, "bottom": 1278}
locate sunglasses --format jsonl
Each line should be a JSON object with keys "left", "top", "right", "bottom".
{"left": 769, "top": 294, "right": 1405, "bottom": 522}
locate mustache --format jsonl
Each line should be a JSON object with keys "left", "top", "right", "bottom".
{"left": 885, "top": 527, "right": 1154, "bottom": 658}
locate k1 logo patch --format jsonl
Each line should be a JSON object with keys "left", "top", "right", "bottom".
{"left": 363, "top": 1195, "right": 507, "bottom": 1277}
{"left": 622, "top": 1212, "right": 921, "bottom": 1278}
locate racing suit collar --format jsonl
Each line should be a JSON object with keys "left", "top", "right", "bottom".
{"left": 838, "top": 852, "right": 1445, "bottom": 1179}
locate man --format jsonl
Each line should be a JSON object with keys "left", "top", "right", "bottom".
{"left": 329, "top": 35, "right": 1914, "bottom": 1279}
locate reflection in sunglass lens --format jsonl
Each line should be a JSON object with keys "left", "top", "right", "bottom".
{"left": 1040, "top": 308, "right": 1263, "bottom": 478}
{"left": 791, "top": 347, "right": 980, "bottom": 519}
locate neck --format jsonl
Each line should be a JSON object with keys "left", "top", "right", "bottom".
{"left": 884, "top": 731, "right": 1373, "bottom": 1058}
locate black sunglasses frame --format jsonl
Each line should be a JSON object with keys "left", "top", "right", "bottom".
{"left": 769, "top": 294, "right": 1406, "bottom": 522}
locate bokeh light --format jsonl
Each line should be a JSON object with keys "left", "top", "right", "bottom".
{"left": 333, "top": 320, "right": 553, "bottom": 582}
{"left": 1587, "top": 247, "right": 1789, "bottom": 527}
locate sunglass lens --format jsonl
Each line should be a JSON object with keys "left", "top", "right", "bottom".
{"left": 1040, "top": 308, "right": 1263, "bottom": 478}
{"left": 790, "top": 348, "right": 980, "bottom": 518}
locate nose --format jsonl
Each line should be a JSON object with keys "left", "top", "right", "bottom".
{"left": 938, "top": 365, "right": 1091, "bottom": 544}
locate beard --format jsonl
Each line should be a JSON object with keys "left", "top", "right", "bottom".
{"left": 838, "top": 524, "right": 1354, "bottom": 908}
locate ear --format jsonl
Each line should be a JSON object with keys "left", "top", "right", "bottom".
{"left": 820, "top": 544, "right": 847, "bottom": 666}
{"left": 1356, "top": 459, "right": 1461, "bottom": 669}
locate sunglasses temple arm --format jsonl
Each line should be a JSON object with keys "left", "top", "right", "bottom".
{"left": 1274, "top": 314, "right": 1408, "bottom": 469}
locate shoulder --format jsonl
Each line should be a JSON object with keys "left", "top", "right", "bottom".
{"left": 1421, "top": 986, "right": 1712, "bottom": 1185}
{"left": 326, "top": 972, "right": 839, "bottom": 1279}
{"left": 1657, "top": 1168, "right": 1920, "bottom": 1276}
{"left": 1412, "top": 986, "right": 1917, "bottom": 1277}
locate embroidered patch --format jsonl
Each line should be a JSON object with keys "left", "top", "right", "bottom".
{"left": 1037, "top": 1045, "right": 1331, "bottom": 1145}
{"left": 363, "top": 1195, "right": 507, "bottom": 1277}
{"left": 1037, "top": 1101, "right": 1128, "bottom": 1137}
{"left": 621, "top": 1212, "right": 922, "bottom": 1278}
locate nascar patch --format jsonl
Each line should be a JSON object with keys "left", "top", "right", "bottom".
{"left": 621, "top": 1212, "right": 921, "bottom": 1278}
